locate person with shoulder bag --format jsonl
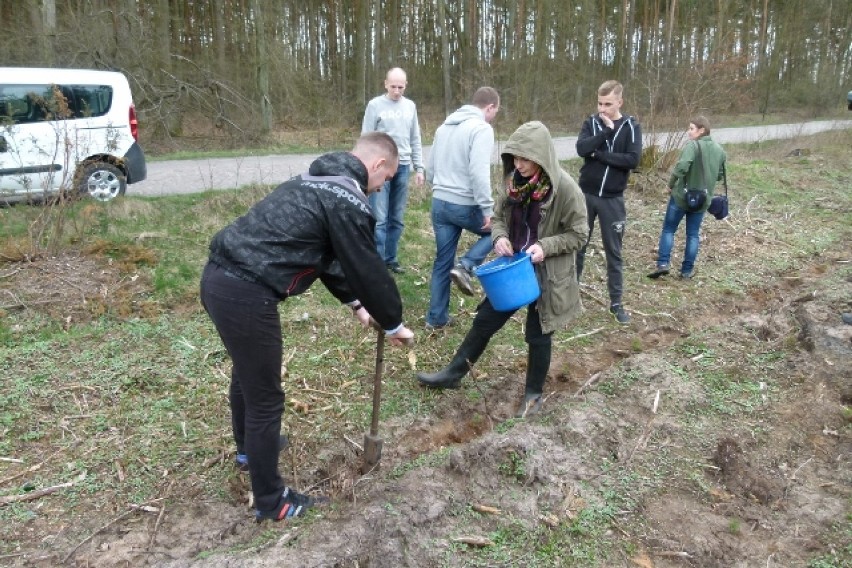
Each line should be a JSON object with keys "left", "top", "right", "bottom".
{"left": 648, "top": 115, "right": 726, "bottom": 280}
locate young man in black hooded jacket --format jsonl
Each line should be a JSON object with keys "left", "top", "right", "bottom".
{"left": 575, "top": 80, "right": 642, "bottom": 325}
{"left": 200, "top": 132, "right": 414, "bottom": 522}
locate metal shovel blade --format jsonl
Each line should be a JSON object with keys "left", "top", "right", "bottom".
{"left": 362, "top": 433, "right": 383, "bottom": 472}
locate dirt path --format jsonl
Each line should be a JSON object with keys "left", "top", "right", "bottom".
{"left": 132, "top": 119, "right": 852, "bottom": 197}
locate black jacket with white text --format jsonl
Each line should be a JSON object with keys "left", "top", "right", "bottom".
{"left": 208, "top": 152, "right": 403, "bottom": 330}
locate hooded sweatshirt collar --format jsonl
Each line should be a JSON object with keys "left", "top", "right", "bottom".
{"left": 442, "top": 104, "right": 486, "bottom": 126}
{"left": 308, "top": 151, "right": 369, "bottom": 191}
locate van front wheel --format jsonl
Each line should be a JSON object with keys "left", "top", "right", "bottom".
{"left": 78, "top": 162, "right": 127, "bottom": 201}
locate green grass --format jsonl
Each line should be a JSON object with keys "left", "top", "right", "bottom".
{"left": 1, "top": 129, "right": 850, "bottom": 564}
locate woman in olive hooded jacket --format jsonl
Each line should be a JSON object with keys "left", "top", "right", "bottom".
{"left": 648, "top": 115, "right": 726, "bottom": 279}
{"left": 416, "top": 121, "right": 588, "bottom": 417}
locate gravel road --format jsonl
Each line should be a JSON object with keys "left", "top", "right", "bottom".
{"left": 132, "top": 119, "right": 852, "bottom": 197}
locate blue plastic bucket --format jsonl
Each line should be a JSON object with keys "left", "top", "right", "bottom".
{"left": 474, "top": 253, "right": 541, "bottom": 311}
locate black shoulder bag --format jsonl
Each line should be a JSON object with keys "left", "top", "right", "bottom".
{"left": 707, "top": 162, "right": 730, "bottom": 220}
{"left": 683, "top": 142, "right": 708, "bottom": 213}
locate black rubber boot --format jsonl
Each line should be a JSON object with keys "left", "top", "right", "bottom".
{"left": 516, "top": 341, "right": 551, "bottom": 417}
{"left": 417, "top": 328, "right": 489, "bottom": 389}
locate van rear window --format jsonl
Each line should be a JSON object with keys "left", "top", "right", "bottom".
{"left": 0, "top": 84, "right": 113, "bottom": 125}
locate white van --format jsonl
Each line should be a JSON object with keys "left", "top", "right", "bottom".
{"left": 0, "top": 67, "right": 147, "bottom": 203}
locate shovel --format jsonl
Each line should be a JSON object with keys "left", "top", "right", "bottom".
{"left": 362, "top": 328, "right": 385, "bottom": 473}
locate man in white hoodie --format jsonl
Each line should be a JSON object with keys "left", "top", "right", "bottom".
{"left": 425, "top": 87, "right": 500, "bottom": 330}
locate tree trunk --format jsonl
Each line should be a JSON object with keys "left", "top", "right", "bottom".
{"left": 251, "top": 0, "right": 271, "bottom": 134}
{"left": 355, "top": 0, "right": 367, "bottom": 107}
{"left": 439, "top": 0, "right": 452, "bottom": 115}
{"left": 41, "top": 0, "right": 56, "bottom": 65}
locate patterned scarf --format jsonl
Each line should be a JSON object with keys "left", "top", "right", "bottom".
{"left": 506, "top": 168, "right": 551, "bottom": 205}
{"left": 506, "top": 168, "right": 551, "bottom": 252}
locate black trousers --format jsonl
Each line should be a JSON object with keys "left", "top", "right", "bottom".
{"left": 200, "top": 261, "right": 286, "bottom": 512}
{"left": 471, "top": 298, "right": 552, "bottom": 393}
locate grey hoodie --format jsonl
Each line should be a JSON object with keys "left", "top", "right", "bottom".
{"left": 426, "top": 105, "right": 495, "bottom": 218}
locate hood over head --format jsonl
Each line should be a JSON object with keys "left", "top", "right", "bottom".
{"left": 308, "top": 151, "right": 369, "bottom": 191}
{"left": 500, "top": 121, "right": 559, "bottom": 183}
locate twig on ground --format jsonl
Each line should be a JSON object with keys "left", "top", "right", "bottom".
{"left": 790, "top": 457, "right": 813, "bottom": 481}
{"left": 1, "top": 298, "right": 61, "bottom": 310}
{"left": 744, "top": 195, "right": 758, "bottom": 221}
{"left": 625, "top": 418, "right": 656, "bottom": 464}
{"left": 202, "top": 348, "right": 226, "bottom": 362}
{"left": 625, "top": 390, "right": 665, "bottom": 463}
{"left": 0, "top": 482, "right": 73, "bottom": 505}
{"left": 343, "top": 434, "right": 363, "bottom": 453}
{"left": 556, "top": 327, "right": 605, "bottom": 344}
{"left": 656, "top": 550, "right": 693, "bottom": 559}
{"left": 471, "top": 503, "right": 502, "bottom": 515}
{"left": 0, "top": 268, "right": 21, "bottom": 279}
{"left": 147, "top": 481, "right": 174, "bottom": 551}
{"left": 55, "top": 384, "right": 98, "bottom": 392}
{"left": 303, "top": 474, "right": 335, "bottom": 494}
{"left": 53, "top": 275, "right": 88, "bottom": 304}
{"left": 62, "top": 508, "right": 137, "bottom": 563}
{"left": 300, "top": 386, "right": 343, "bottom": 397}
{"left": 580, "top": 288, "right": 608, "bottom": 307}
{"left": 452, "top": 536, "right": 494, "bottom": 547}
{"left": 0, "top": 459, "right": 47, "bottom": 486}
{"left": 573, "top": 372, "right": 602, "bottom": 397}
{"left": 0, "top": 457, "right": 24, "bottom": 464}
{"left": 202, "top": 452, "right": 226, "bottom": 469}
{"left": 469, "top": 364, "right": 496, "bottom": 429}
{"left": 632, "top": 308, "right": 677, "bottom": 320}
{"left": 289, "top": 443, "right": 300, "bottom": 490}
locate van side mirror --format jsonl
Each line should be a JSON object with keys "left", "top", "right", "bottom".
{"left": 0, "top": 135, "right": 7, "bottom": 152}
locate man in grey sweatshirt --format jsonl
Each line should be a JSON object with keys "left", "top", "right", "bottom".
{"left": 361, "top": 67, "right": 425, "bottom": 274}
{"left": 425, "top": 87, "right": 500, "bottom": 330}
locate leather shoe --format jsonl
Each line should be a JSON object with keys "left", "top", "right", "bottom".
{"left": 386, "top": 263, "right": 405, "bottom": 274}
{"left": 450, "top": 264, "right": 475, "bottom": 296}
{"left": 416, "top": 370, "right": 462, "bottom": 389}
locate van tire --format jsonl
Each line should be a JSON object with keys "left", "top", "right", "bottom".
{"left": 78, "top": 162, "right": 127, "bottom": 201}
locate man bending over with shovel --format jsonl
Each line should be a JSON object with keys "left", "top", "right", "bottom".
{"left": 200, "top": 132, "right": 415, "bottom": 522}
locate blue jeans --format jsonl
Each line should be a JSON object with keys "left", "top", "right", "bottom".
{"left": 368, "top": 163, "right": 411, "bottom": 266}
{"left": 656, "top": 196, "right": 705, "bottom": 273}
{"left": 426, "top": 198, "right": 493, "bottom": 327}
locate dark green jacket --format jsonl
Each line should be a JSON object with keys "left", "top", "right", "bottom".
{"left": 492, "top": 121, "right": 588, "bottom": 334}
{"left": 668, "top": 135, "right": 727, "bottom": 212}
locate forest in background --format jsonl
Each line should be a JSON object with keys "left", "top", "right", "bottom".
{"left": 1, "top": 0, "right": 850, "bottom": 149}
